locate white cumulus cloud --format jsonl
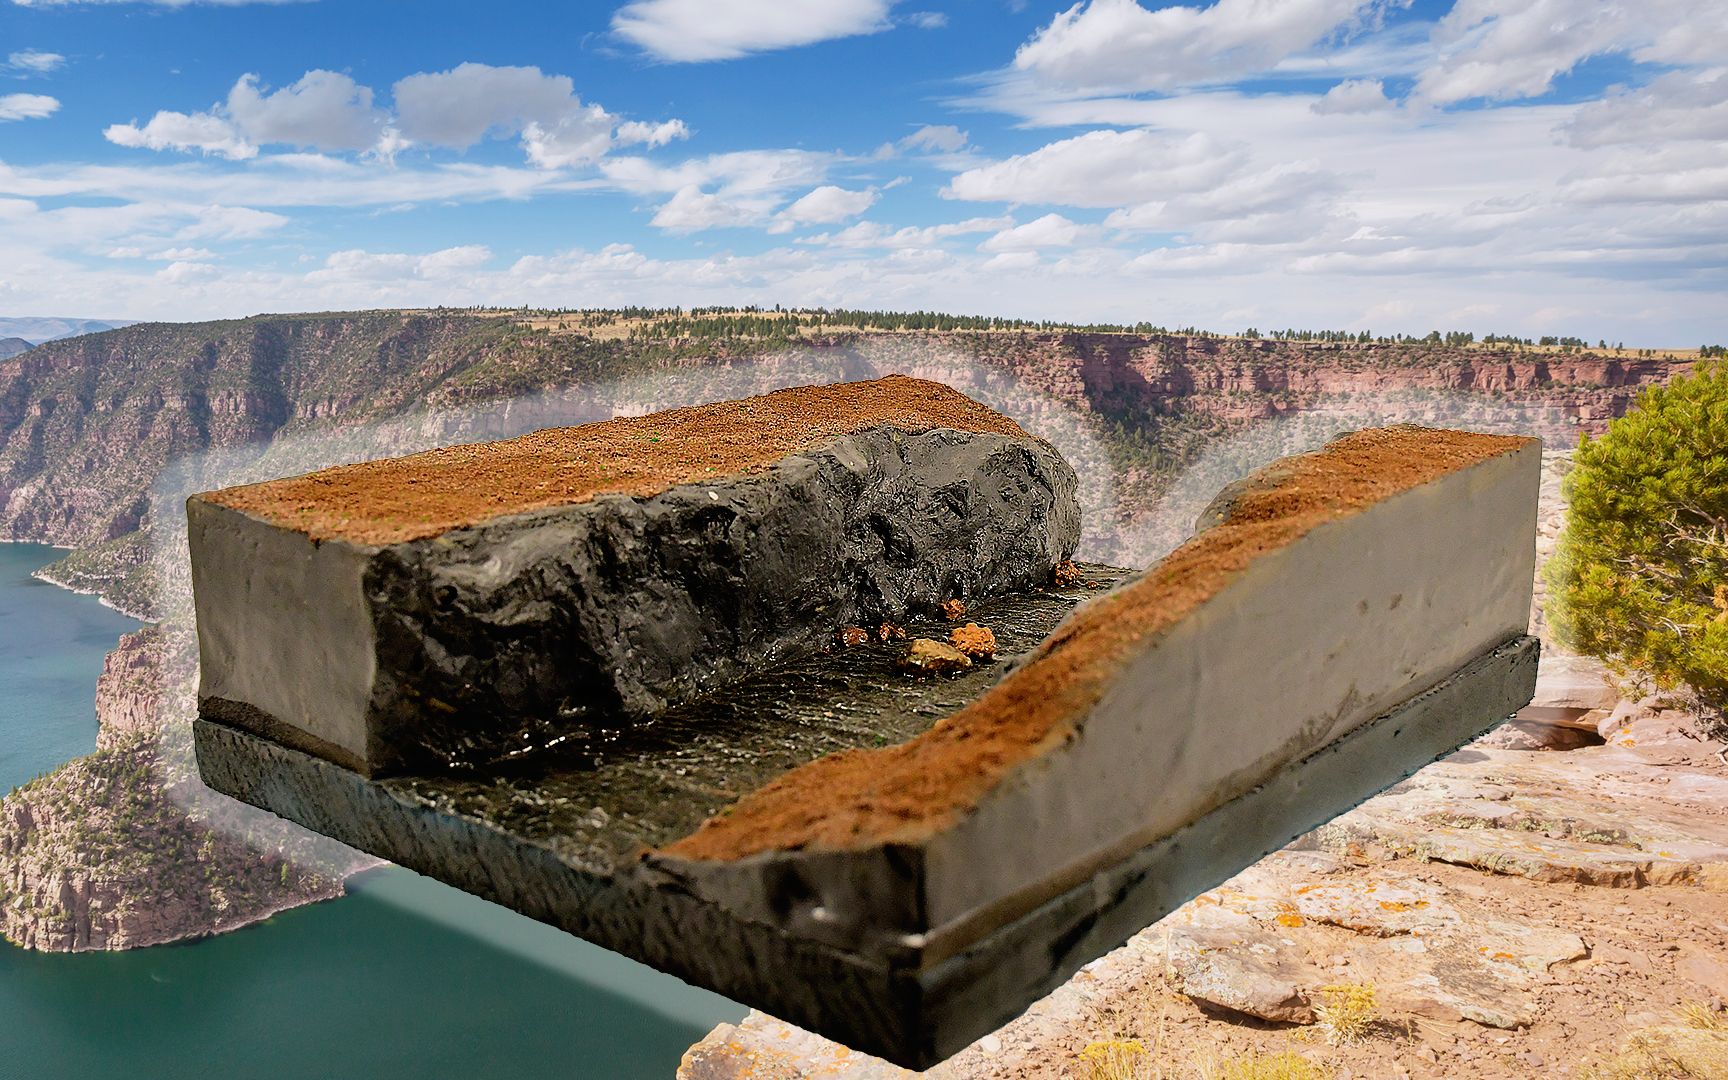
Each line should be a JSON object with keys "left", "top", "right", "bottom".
{"left": 901, "top": 124, "right": 968, "bottom": 153}
{"left": 980, "top": 213, "right": 1101, "bottom": 251}
{"left": 1015, "top": 0, "right": 1387, "bottom": 93}
{"left": 7, "top": 50, "right": 65, "bottom": 74}
{"left": 103, "top": 62, "right": 685, "bottom": 170}
{"left": 613, "top": 0, "right": 894, "bottom": 62}
{"left": 227, "top": 71, "right": 385, "bottom": 152}
{"left": 945, "top": 129, "right": 1247, "bottom": 209}
{"left": 1566, "top": 68, "right": 1728, "bottom": 149}
{"left": 0, "top": 93, "right": 58, "bottom": 121}
{"left": 601, "top": 149, "right": 836, "bottom": 198}
{"left": 106, "top": 71, "right": 383, "bottom": 158}
{"left": 1414, "top": 0, "right": 1728, "bottom": 105}
{"left": 393, "top": 63, "right": 583, "bottom": 148}
{"left": 649, "top": 185, "right": 751, "bottom": 231}
{"left": 1312, "top": 78, "right": 1393, "bottom": 114}
{"left": 105, "top": 109, "right": 255, "bottom": 158}
{"left": 309, "top": 245, "right": 492, "bottom": 284}
{"left": 797, "top": 216, "right": 1013, "bottom": 248}
{"left": 770, "top": 185, "right": 879, "bottom": 232}
{"left": 521, "top": 109, "right": 619, "bottom": 169}
{"left": 616, "top": 118, "right": 691, "bottom": 147}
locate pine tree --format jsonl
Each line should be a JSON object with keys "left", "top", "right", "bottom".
{"left": 1546, "top": 362, "right": 1728, "bottom": 722}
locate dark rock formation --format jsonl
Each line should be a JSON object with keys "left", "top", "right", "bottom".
{"left": 190, "top": 382, "right": 1080, "bottom": 776}
{"left": 363, "top": 427, "right": 1078, "bottom": 772}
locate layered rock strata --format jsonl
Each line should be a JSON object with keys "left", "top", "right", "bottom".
{"left": 188, "top": 376, "right": 1080, "bottom": 776}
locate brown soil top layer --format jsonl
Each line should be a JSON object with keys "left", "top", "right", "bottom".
{"left": 661, "top": 425, "right": 1538, "bottom": 862}
{"left": 196, "top": 376, "right": 1030, "bottom": 545}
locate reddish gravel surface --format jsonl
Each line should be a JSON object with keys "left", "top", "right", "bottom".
{"left": 198, "top": 375, "right": 1031, "bottom": 545}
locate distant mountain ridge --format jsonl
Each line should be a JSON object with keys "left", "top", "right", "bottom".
{"left": 0, "top": 338, "right": 31, "bottom": 361}
{"left": 0, "top": 316, "right": 136, "bottom": 346}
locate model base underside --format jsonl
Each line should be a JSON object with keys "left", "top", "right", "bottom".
{"left": 195, "top": 603, "right": 1537, "bottom": 1069}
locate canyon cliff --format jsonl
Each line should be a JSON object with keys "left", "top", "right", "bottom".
{"left": 0, "top": 310, "right": 1697, "bottom": 951}
{"left": 0, "top": 313, "right": 1689, "bottom": 616}
{"left": 0, "top": 628, "right": 373, "bottom": 951}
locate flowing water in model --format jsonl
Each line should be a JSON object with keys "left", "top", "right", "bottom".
{"left": 0, "top": 543, "right": 745, "bottom": 1080}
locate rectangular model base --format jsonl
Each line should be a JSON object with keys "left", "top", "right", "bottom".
{"left": 195, "top": 627, "right": 1538, "bottom": 1069}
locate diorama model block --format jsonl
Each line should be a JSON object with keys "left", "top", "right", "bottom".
{"left": 188, "top": 376, "right": 1081, "bottom": 776}
{"left": 650, "top": 427, "right": 1543, "bottom": 957}
{"left": 192, "top": 398, "right": 1542, "bottom": 1070}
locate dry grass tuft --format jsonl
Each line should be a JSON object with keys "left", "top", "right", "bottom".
{"left": 1197, "top": 1049, "right": 1332, "bottom": 1080}
{"left": 1677, "top": 1001, "right": 1728, "bottom": 1034}
{"left": 1579, "top": 1002, "right": 1728, "bottom": 1079}
{"left": 1077, "top": 1038, "right": 1147, "bottom": 1080}
{"left": 1313, "top": 983, "right": 1379, "bottom": 1046}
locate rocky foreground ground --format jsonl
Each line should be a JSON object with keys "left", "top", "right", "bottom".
{"left": 679, "top": 456, "right": 1728, "bottom": 1077}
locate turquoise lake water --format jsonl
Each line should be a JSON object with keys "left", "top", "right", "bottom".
{"left": 0, "top": 543, "right": 746, "bottom": 1080}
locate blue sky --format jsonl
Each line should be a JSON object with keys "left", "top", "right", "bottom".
{"left": 0, "top": 0, "right": 1723, "bottom": 343}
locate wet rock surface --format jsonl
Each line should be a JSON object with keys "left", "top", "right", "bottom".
{"left": 373, "top": 568, "right": 1126, "bottom": 868}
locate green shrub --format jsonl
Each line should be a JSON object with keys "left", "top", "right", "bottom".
{"left": 1546, "top": 362, "right": 1728, "bottom": 723}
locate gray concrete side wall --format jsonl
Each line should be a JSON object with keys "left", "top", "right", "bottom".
{"left": 923, "top": 442, "right": 1540, "bottom": 926}
{"left": 188, "top": 496, "right": 378, "bottom": 771}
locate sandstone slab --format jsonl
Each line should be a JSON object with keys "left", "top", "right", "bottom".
{"left": 1165, "top": 926, "right": 1318, "bottom": 1022}
{"left": 1313, "top": 743, "right": 1728, "bottom": 887}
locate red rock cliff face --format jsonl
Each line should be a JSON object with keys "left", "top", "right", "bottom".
{"left": 0, "top": 312, "right": 611, "bottom": 547}
{"left": 0, "top": 626, "right": 372, "bottom": 953}
{"left": 0, "top": 319, "right": 1688, "bottom": 552}
{"left": 94, "top": 628, "right": 187, "bottom": 746}
{"left": 910, "top": 332, "right": 1689, "bottom": 442}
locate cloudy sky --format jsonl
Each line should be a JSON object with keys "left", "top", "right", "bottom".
{"left": 1, "top": 0, "right": 1723, "bottom": 342}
